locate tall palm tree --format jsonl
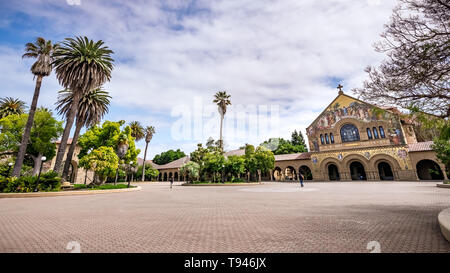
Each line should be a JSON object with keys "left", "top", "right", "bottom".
{"left": 52, "top": 36, "right": 114, "bottom": 175}
{"left": 0, "top": 97, "right": 26, "bottom": 118}
{"left": 55, "top": 87, "right": 111, "bottom": 181}
{"left": 12, "top": 37, "right": 57, "bottom": 177}
{"left": 213, "top": 91, "right": 231, "bottom": 151}
{"left": 141, "top": 126, "right": 155, "bottom": 181}
{"left": 129, "top": 121, "right": 145, "bottom": 141}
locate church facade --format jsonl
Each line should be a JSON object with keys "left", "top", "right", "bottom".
{"left": 272, "top": 90, "right": 447, "bottom": 182}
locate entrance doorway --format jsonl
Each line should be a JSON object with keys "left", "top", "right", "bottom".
{"left": 378, "top": 162, "right": 394, "bottom": 180}
{"left": 299, "top": 166, "right": 313, "bottom": 180}
{"left": 328, "top": 164, "right": 340, "bottom": 181}
{"left": 350, "top": 161, "right": 367, "bottom": 180}
{"left": 416, "top": 160, "right": 444, "bottom": 180}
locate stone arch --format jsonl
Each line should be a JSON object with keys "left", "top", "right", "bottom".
{"left": 342, "top": 154, "right": 370, "bottom": 170}
{"left": 320, "top": 157, "right": 342, "bottom": 181}
{"left": 163, "top": 172, "right": 167, "bottom": 181}
{"left": 174, "top": 172, "right": 179, "bottom": 181}
{"left": 369, "top": 154, "right": 401, "bottom": 180}
{"left": 284, "top": 166, "right": 297, "bottom": 180}
{"left": 299, "top": 165, "right": 313, "bottom": 180}
{"left": 273, "top": 167, "right": 283, "bottom": 181}
{"left": 416, "top": 159, "right": 444, "bottom": 180}
{"left": 342, "top": 154, "right": 371, "bottom": 181}
{"left": 169, "top": 172, "right": 173, "bottom": 180}
{"left": 158, "top": 172, "right": 162, "bottom": 181}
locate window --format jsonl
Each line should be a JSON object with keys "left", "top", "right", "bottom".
{"left": 320, "top": 134, "right": 324, "bottom": 145}
{"left": 325, "top": 134, "right": 329, "bottom": 144}
{"left": 330, "top": 133, "right": 335, "bottom": 144}
{"left": 379, "top": 126, "right": 386, "bottom": 138}
{"left": 373, "top": 127, "right": 379, "bottom": 139}
{"left": 340, "top": 124, "right": 360, "bottom": 143}
{"left": 367, "top": 128, "right": 373, "bottom": 140}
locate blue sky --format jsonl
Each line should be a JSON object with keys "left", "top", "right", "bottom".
{"left": 0, "top": 0, "right": 397, "bottom": 159}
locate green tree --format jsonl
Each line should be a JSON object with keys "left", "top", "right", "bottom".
{"left": 261, "top": 136, "right": 307, "bottom": 155}
{"left": 13, "top": 37, "right": 58, "bottom": 177}
{"left": 244, "top": 144, "right": 258, "bottom": 181}
{"left": 55, "top": 88, "right": 111, "bottom": 180}
{"left": 204, "top": 151, "right": 226, "bottom": 183}
{"left": 291, "top": 130, "right": 307, "bottom": 150}
{"left": 79, "top": 146, "right": 119, "bottom": 185}
{"left": 153, "top": 149, "right": 186, "bottom": 165}
{"left": 213, "top": 91, "right": 231, "bottom": 151}
{"left": 141, "top": 126, "right": 155, "bottom": 181}
{"left": 225, "top": 155, "right": 246, "bottom": 181}
{"left": 52, "top": 36, "right": 114, "bottom": 174}
{"left": 129, "top": 121, "right": 145, "bottom": 141}
{"left": 0, "top": 108, "right": 63, "bottom": 175}
{"left": 136, "top": 163, "right": 159, "bottom": 181}
{"left": 180, "top": 161, "right": 200, "bottom": 183}
{"left": 0, "top": 97, "right": 26, "bottom": 118}
{"left": 254, "top": 146, "right": 275, "bottom": 182}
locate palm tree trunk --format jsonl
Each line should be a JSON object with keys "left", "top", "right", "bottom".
{"left": 219, "top": 115, "right": 224, "bottom": 150}
{"left": 12, "top": 76, "right": 43, "bottom": 177}
{"left": 53, "top": 89, "right": 82, "bottom": 176}
{"left": 141, "top": 141, "right": 149, "bottom": 181}
{"left": 32, "top": 153, "right": 42, "bottom": 176}
{"left": 62, "top": 118, "right": 83, "bottom": 181}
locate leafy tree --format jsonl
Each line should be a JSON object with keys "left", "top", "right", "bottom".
{"left": 153, "top": 149, "right": 186, "bottom": 165}
{"left": 225, "top": 155, "right": 246, "bottom": 181}
{"left": 13, "top": 37, "right": 58, "bottom": 177}
{"left": 141, "top": 126, "right": 155, "bottom": 181}
{"left": 79, "top": 146, "right": 119, "bottom": 185}
{"left": 77, "top": 120, "right": 140, "bottom": 168}
{"left": 254, "top": 146, "right": 275, "bottom": 181}
{"left": 0, "top": 108, "right": 63, "bottom": 175}
{"left": 353, "top": 0, "right": 450, "bottom": 118}
{"left": 261, "top": 137, "right": 307, "bottom": 155}
{"left": 0, "top": 97, "right": 26, "bottom": 118}
{"left": 291, "top": 130, "right": 307, "bottom": 150}
{"left": 52, "top": 36, "right": 114, "bottom": 174}
{"left": 180, "top": 161, "right": 200, "bottom": 183}
{"left": 213, "top": 91, "right": 231, "bottom": 150}
{"left": 203, "top": 151, "right": 226, "bottom": 183}
{"left": 55, "top": 88, "right": 111, "bottom": 180}
{"left": 244, "top": 144, "right": 258, "bottom": 181}
{"left": 135, "top": 163, "right": 159, "bottom": 181}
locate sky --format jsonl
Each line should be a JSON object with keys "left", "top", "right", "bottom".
{"left": 0, "top": 0, "right": 398, "bottom": 159}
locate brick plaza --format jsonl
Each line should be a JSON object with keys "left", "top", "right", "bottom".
{"left": 0, "top": 182, "right": 449, "bottom": 253}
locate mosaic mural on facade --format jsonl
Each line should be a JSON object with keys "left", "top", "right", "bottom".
{"left": 307, "top": 95, "right": 405, "bottom": 146}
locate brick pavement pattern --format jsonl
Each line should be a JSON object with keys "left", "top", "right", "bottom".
{"left": 0, "top": 182, "right": 449, "bottom": 253}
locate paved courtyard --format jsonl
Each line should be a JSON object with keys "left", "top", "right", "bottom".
{"left": 0, "top": 182, "right": 449, "bottom": 253}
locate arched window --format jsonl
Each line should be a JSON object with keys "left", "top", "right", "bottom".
{"left": 340, "top": 124, "right": 360, "bottom": 143}
{"left": 373, "top": 127, "right": 379, "bottom": 139}
{"left": 379, "top": 126, "right": 385, "bottom": 138}
{"left": 330, "top": 133, "right": 335, "bottom": 144}
{"left": 320, "top": 134, "right": 324, "bottom": 145}
{"left": 325, "top": 134, "right": 329, "bottom": 144}
{"left": 367, "top": 128, "right": 373, "bottom": 140}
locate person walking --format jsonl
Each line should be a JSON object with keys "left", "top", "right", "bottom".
{"left": 170, "top": 176, "right": 174, "bottom": 189}
{"left": 299, "top": 173, "right": 304, "bottom": 188}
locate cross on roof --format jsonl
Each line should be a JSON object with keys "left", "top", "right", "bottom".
{"left": 337, "top": 84, "right": 344, "bottom": 94}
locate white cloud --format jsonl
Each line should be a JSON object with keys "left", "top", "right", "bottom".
{"left": 0, "top": 0, "right": 398, "bottom": 157}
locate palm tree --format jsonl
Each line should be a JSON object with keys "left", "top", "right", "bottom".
{"left": 52, "top": 36, "right": 114, "bottom": 175}
{"left": 213, "top": 91, "right": 231, "bottom": 151}
{"left": 0, "top": 97, "right": 26, "bottom": 118}
{"left": 129, "top": 121, "right": 145, "bottom": 141}
{"left": 12, "top": 37, "right": 57, "bottom": 177}
{"left": 141, "top": 126, "right": 155, "bottom": 181}
{"left": 55, "top": 87, "right": 111, "bottom": 181}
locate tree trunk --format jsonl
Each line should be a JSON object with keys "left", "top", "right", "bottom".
{"left": 62, "top": 118, "right": 83, "bottom": 181}
{"left": 53, "top": 89, "right": 82, "bottom": 176}
{"left": 12, "top": 76, "right": 43, "bottom": 177}
{"left": 141, "top": 141, "right": 149, "bottom": 181}
{"left": 219, "top": 115, "right": 224, "bottom": 150}
{"left": 32, "top": 153, "right": 43, "bottom": 176}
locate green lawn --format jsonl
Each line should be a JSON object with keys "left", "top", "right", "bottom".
{"left": 74, "top": 184, "right": 136, "bottom": 190}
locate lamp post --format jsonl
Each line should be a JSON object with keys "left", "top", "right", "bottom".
{"left": 7, "top": 162, "right": 13, "bottom": 177}
{"left": 84, "top": 148, "right": 92, "bottom": 185}
{"left": 222, "top": 164, "right": 225, "bottom": 184}
{"left": 34, "top": 156, "right": 46, "bottom": 192}
{"left": 128, "top": 161, "right": 133, "bottom": 188}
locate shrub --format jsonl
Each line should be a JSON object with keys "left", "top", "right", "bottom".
{"left": 3, "top": 176, "right": 36, "bottom": 193}
{"left": 1, "top": 171, "right": 61, "bottom": 193}
{"left": 39, "top": 171, "right": 61, "bottom": 191}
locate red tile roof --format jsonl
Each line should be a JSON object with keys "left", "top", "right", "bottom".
{"left": 408, "top": 141, "right": 434, "bottom": 152}
{"left": 274, "top": 152, "right": 312, "bottom": 161}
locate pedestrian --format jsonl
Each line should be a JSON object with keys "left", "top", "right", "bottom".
{"left": 299, "top": 173, "right": 304, "bottom": 188}
{"left": 170, "top": 176, "right": 174, "bottom": 189}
